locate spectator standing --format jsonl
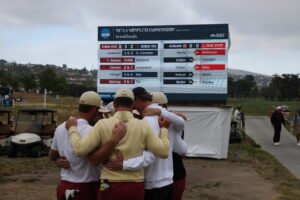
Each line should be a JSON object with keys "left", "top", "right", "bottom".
{"left": 292, "top": 108, "right": 300, "bottom": 146}
{"left": 270, "top": 106, "right": 285, "bottom": 146}
{"left": 233, "top": 105, "right": 242, "bottom": 128}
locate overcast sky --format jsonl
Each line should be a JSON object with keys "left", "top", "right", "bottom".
{"left": 0, "top": 0, "right": 299, "bottom": 75}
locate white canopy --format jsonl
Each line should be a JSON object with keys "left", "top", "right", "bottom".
{"left": 169, "top": 106, "right": 233, "bottom": 159}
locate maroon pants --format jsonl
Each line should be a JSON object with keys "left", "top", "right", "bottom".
{"left": 172, "top": 178, "right": 186, "bottom": 200}
{"left": 57, "top": 180, "right": 99, "bottom": 200}
{"left": 98, "top": 182, "right": 144, "bottom": 200}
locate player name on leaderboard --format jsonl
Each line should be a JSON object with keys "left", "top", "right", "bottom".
{"left": 98, "top": 24, "right": 230, "bottom": 102}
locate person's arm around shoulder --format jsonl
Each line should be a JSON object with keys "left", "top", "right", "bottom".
{"left": 88, "top": 121, "right": 127, "bottom": 166}
{"left": 161, "top": 109, "right": 186, "bottom": 133}
{"left": 171, "top": 111, "right": 187, "bottom": 121}
{"left": 143, "top": 108, "right": 161, "bottom": 117}
{"left": 65, "top": 118, "right": 103, "bottom": 157}
{"left": 144, "top": 108, "right": 186, "bottom": 133}
{"left": 123, "top": 151, "right": 155, "bottom": 170}
{"left": 105, "top": 150, "right": 156, "bottom": 171}
{"left": 144, "top": 116, "right": 170, "bottom": 159}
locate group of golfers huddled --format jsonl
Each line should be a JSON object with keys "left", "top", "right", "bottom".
{"left": 49, "top": 87, "right": 188, "bottom": 200}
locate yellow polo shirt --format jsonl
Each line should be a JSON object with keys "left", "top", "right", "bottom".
{"left": 68, "top": 111, "right": 169, "bottom": 182}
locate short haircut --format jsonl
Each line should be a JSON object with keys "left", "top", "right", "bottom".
{"left": 114, "top": 97, "right": 134, "bottom": 107}
{"left": 135, "top": 93, "right": 152, "bottom": 102}
{"left": 78, "top": 104, "right": 97, "bottom": 113}
{"left": 132, "top": 87, "right": 152, "bottom": 102}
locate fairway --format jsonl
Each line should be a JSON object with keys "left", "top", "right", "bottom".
{"left": 228, "top": 98, "right": 300, "bottom": 116}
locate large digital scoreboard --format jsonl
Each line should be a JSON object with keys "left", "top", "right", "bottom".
{"left": 97, "top": 24, "right": 230, "bottom": 103}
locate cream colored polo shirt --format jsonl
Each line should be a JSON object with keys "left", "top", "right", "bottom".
{"left": 68, "top": 111, "right": 169, "bottom": 182}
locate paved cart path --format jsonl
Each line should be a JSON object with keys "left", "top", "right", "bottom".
{"left": 246, "top": 116, "right": 300, "bottom": 179}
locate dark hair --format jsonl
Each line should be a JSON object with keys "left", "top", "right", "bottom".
{"left": 132, "top": 87, "right": 152, "bottom": 102}
{"left": 114, "top": 97, "right": 134, "bottom": 107}
{"left": 135, "top": 93, "right": 152, "bottom": 102}
{"left": 79, "top": 104, "right": 97, "bottom": 113}
{"left": 133, "top": 87, "right": 147, "bottom": 97}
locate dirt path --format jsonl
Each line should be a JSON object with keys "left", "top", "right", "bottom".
{"left": 184, "top": 159, "right": 279, "bottom": 200}
{"left": 0, "top": 158, "right": 280, "bottom": 200}
{"left": 0, "top": 171, "right": 58, "bottom": 200}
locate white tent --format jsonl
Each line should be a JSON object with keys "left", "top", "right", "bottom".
{"left": 169, "top": 106, "right": 233, "bottom": 159}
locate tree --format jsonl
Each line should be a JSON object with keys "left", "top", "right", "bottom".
{"left": 227, "top": 76, "right": 234, "bottom": 98}
{"left": 8, "top": 78, "right": 20, "bottom": 90}
{"left": 281, "top": 74, "right": 299, "bottom": 100}
{"left": 265, "top": 73, "right": 300, "bottom": 100}
{"left": 268, "top": 74, "right": 282, "bottom": 100}
{"left": 38, "top": 68, "right": 70, "bottom": 95}
{"left": 39, "top": 68, "right": 57, "bottom": 92}
{"left": 235, "top": 79, "right": 248, "bottom": 98}
{"left": 260, "top": 85, "right": 271, "bottom": 99}
{"left": 228, "top": 75, "right": 258, "bottom": 98}
{"left": 20, "top": 74, "right": 37, "bottom": 92}
{"left": 0, "top": 69, "right": 6, "bottom": 86}
{"left": 241, "top": 75, "right": 256, "bottom": 97}
{"left": 250, "top": 85, "right": 259, "bottom": 98}
{"left": 65, "top": 84, "right": 89, "bottom": 97}
{"left": 54, "top": 76, "right": 68, "bottom": 94}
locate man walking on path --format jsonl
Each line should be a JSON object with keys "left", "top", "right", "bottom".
{"left": 271, "top": 106, "right": 285, "bottom": 146}
{"left": 292, "top": 108, "right": 300, "bottom": 146}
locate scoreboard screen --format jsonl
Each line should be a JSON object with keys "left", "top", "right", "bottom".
{"left": 97, "top": 24, "right": 230, "bottom": 103}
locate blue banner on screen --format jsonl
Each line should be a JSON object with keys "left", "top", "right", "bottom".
{"left": 97, "top": 24, "right": 230, "bottom": 103}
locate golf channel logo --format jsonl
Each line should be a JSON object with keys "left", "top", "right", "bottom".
{"left": 101, "top": 28, "right": 111, "bottom": 39}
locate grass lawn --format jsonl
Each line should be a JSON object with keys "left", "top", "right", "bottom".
{"left": 228, "top": 98, "right": 300, "bottom": 116}
{"left": 13, "top": 92, "right": 299, "bottom": 117}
